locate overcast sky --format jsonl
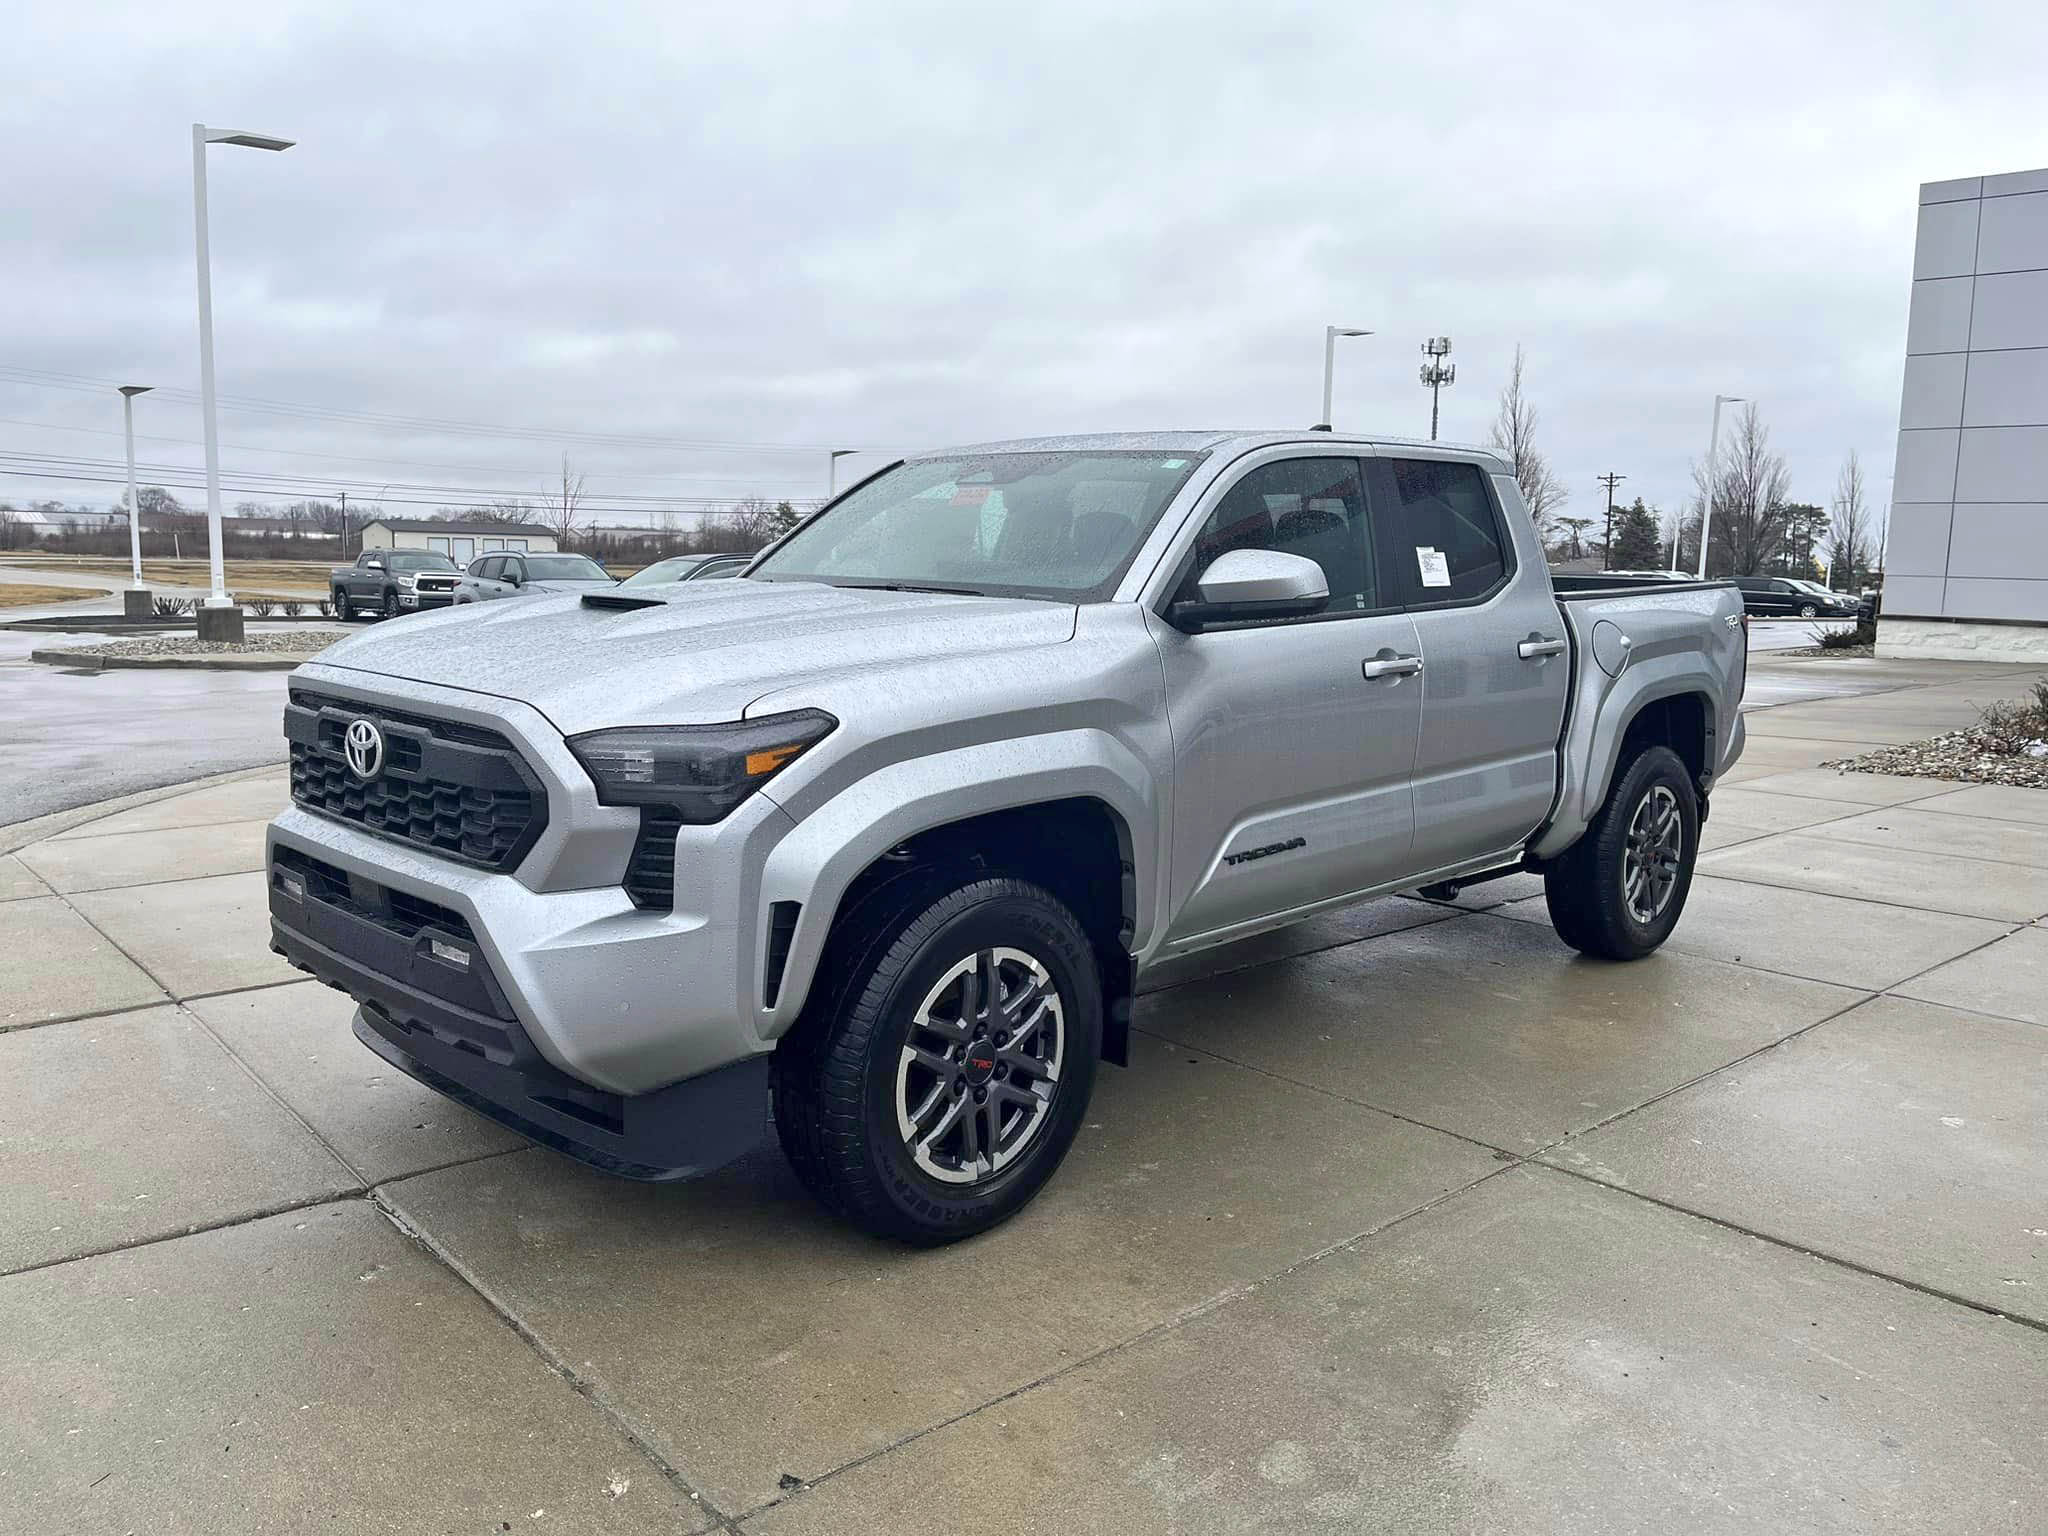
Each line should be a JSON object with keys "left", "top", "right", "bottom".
{"left": 5, "top": 0, "right": 2046, "bottom": 535}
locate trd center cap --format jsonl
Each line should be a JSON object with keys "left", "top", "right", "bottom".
{"left": 962, "top": 1043, "right": 997, "bottom": 1087}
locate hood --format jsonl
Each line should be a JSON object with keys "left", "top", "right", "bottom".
{"left": 313, "top": 579, "right": 1078, "bottom": 733}
{"left": 525, "top": 578, "right": 618, "bottom": 593}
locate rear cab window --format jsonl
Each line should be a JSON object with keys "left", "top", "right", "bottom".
{"left": 1375, "top": 457, "right": 1513, "bottom": 605}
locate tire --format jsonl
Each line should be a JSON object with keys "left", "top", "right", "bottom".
{"left": 333, "top": 588, "right": 353, "bottom": 621}
{"left": 1799, "top": 603, "right": 1818, "bottom": 618}
{"left": 1543, "top": 744, "right": 1699, "bottom": 961}
{"left": 382, "top": 587, "right": 400, "bottom": 620}
{"left": 773, "top": 875, "right": 1102, "bottom": 1244}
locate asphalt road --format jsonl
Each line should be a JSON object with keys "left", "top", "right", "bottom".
{"left": 0, "top": 627, "right": 290, "bottom": 825}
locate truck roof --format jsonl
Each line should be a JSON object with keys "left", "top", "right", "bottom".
{"left": 925, "top": 430, "right": 1508, "bottom": 474}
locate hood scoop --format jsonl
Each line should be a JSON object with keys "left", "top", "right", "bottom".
{"left": 582, "top": 591, "right": 668, "bottom": 611}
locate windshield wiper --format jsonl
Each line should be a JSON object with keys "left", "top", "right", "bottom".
{"left": 846, "top": 581, "right": 986, "bottom": 597}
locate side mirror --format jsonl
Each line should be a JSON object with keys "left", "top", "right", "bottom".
{"left": 1170, "top": 549, "right": 1329, "bottom": 632}
{"left": 505, "top": 569, "right": 522, "bottom": 587}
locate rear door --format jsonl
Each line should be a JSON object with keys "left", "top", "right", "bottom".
{"left": 1154, "top": 450, "right": 1423, "bottom": 946}
{"left": 1374, "top": 454, "right": 1571, "bottom": 871}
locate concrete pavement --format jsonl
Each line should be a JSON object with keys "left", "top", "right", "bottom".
{"left": 2, "top": 661, "right": 2047, "bottom": 1532}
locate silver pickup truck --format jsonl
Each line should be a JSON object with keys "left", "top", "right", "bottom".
{"left": 268, "top": 431, "right": 1745, "bottom": 1242}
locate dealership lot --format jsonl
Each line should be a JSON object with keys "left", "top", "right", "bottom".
{"left": 2, "top": 653, "right": 2044, "bottom": 1531}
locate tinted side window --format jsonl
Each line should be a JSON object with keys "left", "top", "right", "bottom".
{"left": 1385, "top": 458, "right": 1508, "bottom": 603}
{"left": 1184, "top": 457, "right": 1377, "bottom": 614}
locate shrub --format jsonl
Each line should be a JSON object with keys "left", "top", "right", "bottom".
{"left": 281, "top": 599, "right": 304, "bottom": 617}
{"left": 317, "top": 598, "right": 336, "bottom": 619}
{"left": 248, "top": 598, "right": 276, "bottom": 617}
{"left": 1812, "top": 616, "right": 1876, "bottom": 649}
{"left": 152, "top": 595, "right": 193, "bottom": 618}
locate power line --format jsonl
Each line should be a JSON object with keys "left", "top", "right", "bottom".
{"left": 0, "top": 364, "right": 884, "bottom": 457}
{"left": 0, "top": 414, "right": 823, "bottom": 490}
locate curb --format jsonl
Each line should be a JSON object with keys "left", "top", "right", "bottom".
{"left": 1, "top": 763, "right": 285, "bottom": 855}
{"left": 31, "top": 647, "right": 311, "bottom": 672}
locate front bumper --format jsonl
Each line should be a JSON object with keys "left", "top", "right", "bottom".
{"left": 267, "top": 845, "right": 770, "bottom": 1180}
{"left": 398, "top": 590, "right": 455, "bottom": 610}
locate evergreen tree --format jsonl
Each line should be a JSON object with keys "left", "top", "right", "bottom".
{"left": 1608, "top": 497, "right": 1664, "bottom": 570}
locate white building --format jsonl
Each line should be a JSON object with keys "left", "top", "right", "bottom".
{"left": 357, "top": 518, "right": 558, "bottom": 565}
{"left": 1883, "top": 165, "right": 2048, "bottom": 660}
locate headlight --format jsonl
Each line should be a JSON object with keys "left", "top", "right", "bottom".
{"left": 567, "top": 710, "right": 837, "bottom": 823}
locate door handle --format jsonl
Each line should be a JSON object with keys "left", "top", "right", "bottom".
{"left": 1362, "top": 654, "right": 1423, "bottom": 680}
{"left": 1517, "top": 637, "right": 1567, "bottom": 659}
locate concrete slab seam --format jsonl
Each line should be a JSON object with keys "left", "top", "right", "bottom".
{"left": 724, "top": 1163, "right": 1520, "bottom": 1525}
{"left": 366, "top": 1187, "right": 746, "bottom": 1534}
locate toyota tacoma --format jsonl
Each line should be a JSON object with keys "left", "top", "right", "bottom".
{"left": 268, "top": 432, "right": 1746, "bottom": 1243}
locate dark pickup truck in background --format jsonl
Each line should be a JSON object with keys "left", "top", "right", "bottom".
{"left": 329, "top": 550, "right": 463, "bottom": 620}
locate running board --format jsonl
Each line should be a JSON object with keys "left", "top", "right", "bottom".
{"left": 1414, "top": 861, "right": 1532, "bottom": 902}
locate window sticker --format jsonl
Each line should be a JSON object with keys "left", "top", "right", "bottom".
{"left": 1416, "top": 546, "right": 1452, "bottom": 588}
{"left": 949, "top": 485, "right": 992, "bottom": 508}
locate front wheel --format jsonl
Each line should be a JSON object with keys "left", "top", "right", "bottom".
{"left": 773, "top": 876, "right": 1101, "bottom": 1244}
{"left": 1799, "top": 603, "right": 1818, "bottom": 618}
{"left": 382, "top": 587, "right": 400, "bottom": 620}
{"left": 1543, "top": 744, "right": 1699, "bottom": 961}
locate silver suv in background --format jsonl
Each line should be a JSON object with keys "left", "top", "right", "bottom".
{"left": 452, "top": 551, "right": 618, "bottom": 603}
{"left": 268, "top": 431, "right": 1745, "bottom": 1243}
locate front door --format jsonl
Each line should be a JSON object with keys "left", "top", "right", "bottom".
{"left": 1156, "top": 453, "right": 1422, "bottom": 948}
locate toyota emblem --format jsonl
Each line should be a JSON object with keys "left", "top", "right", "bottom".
{"left": 343, "top": 717, "right": 385, "bottom": 780}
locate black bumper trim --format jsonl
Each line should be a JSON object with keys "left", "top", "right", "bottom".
{"left": 269, "top": 872, "right": 770, "bottom": 1181}
{"left": 352, "top": 1007, "right": 769, "bottom": 1182}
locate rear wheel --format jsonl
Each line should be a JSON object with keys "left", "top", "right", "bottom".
{"left": 773, "top": 875, "right": 1101, "bottom": 1244}
{"left": 333, "top": 588, "right": 353, "bottom": 621}
{"left": 1543, "top": 744, "right": 1698, "bottom": 960}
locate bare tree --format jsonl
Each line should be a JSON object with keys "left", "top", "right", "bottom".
{"left": 1828, "top": 448, "right": 1873, "bottom": 588}
{"left": 538, "top": 455, "right": 586, "bottom": 550}
{"left": 1550, "top": 516, "right": 1594, "bottom": 561}
{"left": 725, "top": 495, "right": 782, "bottom": 549}
{"left": 1691, "top": 402, "right": 1791, "bottom": 577}
{"left": 1486, "top": 345, "right": 1569, "bottom": 538}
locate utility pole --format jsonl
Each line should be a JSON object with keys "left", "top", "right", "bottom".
{"left": 1418, "top": 336, "right": 1455, "bottom": 440}
{"left": 1597, "top": 472, "right": 1626, "bottom": 569}
{"left": 338, "top": 490, "right": 348, "bottom": 559}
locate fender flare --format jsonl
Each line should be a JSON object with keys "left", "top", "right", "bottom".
{"left": 1532, "top": 671, "right": 1718, "bottom": 862}
{"left": 752, "top": 729, "right": 1160, "bottom": 1036}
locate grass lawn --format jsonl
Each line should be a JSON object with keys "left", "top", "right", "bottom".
{"left": 0, "top": 582, "right": 113, "bottom": 608}
{"left": 0, "top": 555, "right": 329, "bottom": 594}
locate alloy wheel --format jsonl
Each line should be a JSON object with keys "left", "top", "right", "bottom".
{"left": 1621, "top": 784, "right": 1683, "bottom": 924}
{"left": 895, "top": 946, "right": 1065, "bottom": 1185}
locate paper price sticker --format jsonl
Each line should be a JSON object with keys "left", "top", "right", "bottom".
{"left": 1416, "top": 546, "right": 1452, "bottom": 588}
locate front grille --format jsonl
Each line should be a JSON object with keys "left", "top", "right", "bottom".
{"left": 285, "top": 689, "right": 548, "bottom": 871}
{"left": 273, "top": 845, "right": 477, "bottom": 944}
{"left": 623, "top": 807, "right": 683, "bottom": 910}
{"left": 415, "top": 576, "right": 459, "bottom": 595}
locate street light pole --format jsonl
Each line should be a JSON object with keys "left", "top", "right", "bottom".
{"left": 117, "top": 386, "right": 152, "bottom": 598}
{"left": 1693, "top": 393, "right": 1745, "bottom": 579}
{"left": 827, "top": 449, "right": 858, "bottom": 498}
{"left": 1317, "top": 326, "right": 1373, "bottom": 429}
{"left": 191, "top": 123, "right": 294, "bottom": 616}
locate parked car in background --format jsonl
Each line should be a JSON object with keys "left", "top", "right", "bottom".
{"left": 270, "top": 429, "right": 1746, "bottom": 1243}
{"left": 619, "top": 553, "right": 752, "bottom": 587}
{"left": 329, "top": 550, "right": 462, "bottom": 621}
{"left": 1731, "top": 576, "right": 1859, "bottom": 619}
{"left": 452, "top": 551, "right": 619, "bottom": 603}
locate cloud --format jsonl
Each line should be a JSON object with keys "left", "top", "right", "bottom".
{"left": 5, "top": 0, "right": 2047, "bottom": 523}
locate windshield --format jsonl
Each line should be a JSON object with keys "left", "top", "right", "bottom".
{"left": 621, "top": 556, "right": 702, "bottom": 587}
{"left": 525, "top": 554, "right": 612, "bottom": 581}
{"left": 751, "top": 451, "right": 1207, "bottom": 600}
{"left": 386, "top": 552, "right": 456, "bottom": 571}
